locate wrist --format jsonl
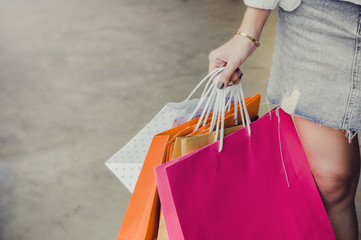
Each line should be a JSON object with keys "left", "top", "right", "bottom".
{"left": 231, "top": 34, "right": 258, "bottom": 53}
{"left": 235, "top": 31, "right": 261, "bottom": 47}
{"left": 237, "top": 28, "right": 261, "bottom": 42}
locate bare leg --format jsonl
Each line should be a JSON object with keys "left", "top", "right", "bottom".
{"left": 293, "top": 116, "right": 360, "bottom": 240}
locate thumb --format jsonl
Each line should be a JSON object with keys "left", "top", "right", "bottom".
{"left": 217, "top": 62, "right": 239, "bottom": 89}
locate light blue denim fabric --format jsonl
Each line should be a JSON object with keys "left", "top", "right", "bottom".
{"left": 267, "top": 0, "right": 361, "bottom": 133}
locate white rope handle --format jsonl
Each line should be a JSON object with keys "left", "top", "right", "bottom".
{"left": 195, "top": 81, "right": 218, "bottom": 130}
{"left": 238, "top": 82, "right": 252, "bottom": 136}
{"left": 185, "top": 67, "right": 224, "bottom": 103}
{"left": 188, "top": 69, "right": 224, "bottom": 122}
{"left": 188, "top": 67, "right": 252, "bottom": 152}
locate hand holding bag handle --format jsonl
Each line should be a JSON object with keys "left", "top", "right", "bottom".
{"left": 189, "top": 67, "right": 251, "bottom": 152}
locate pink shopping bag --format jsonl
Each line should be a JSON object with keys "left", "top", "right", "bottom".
{"left": 154, "top": 108, "right": 336, "bottom": 240}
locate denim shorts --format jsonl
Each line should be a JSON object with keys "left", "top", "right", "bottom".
{"left": 267, "top": 0, "right": 361, "bottom": 132}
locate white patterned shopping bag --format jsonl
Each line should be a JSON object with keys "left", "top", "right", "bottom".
{"left": 105, "top": 99, "right": 200, "bottom": 192}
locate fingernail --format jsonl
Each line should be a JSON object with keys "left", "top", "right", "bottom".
{"left": 235, "top": 68, "right": 240, "bottom": 72}
{"left": 217, "top": 82, "right": 224, "bottom": 89}
{"left": 239, "top": 73, "right": 243, "bottom": 79}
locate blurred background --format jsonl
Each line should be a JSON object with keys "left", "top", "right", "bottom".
{"left": 0, "top": 0, "right": 359, "bottom": 239}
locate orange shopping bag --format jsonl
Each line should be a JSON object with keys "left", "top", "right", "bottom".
{"left": 117, "top": 115, "right": 215, "bottom": 240}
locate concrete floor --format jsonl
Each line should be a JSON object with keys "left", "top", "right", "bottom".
{"left": 0, "top": 0, "right": 360, "bottom": 239}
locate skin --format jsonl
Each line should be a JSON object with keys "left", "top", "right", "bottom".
{"left": 209, "top": 6, "right": 361, "bottom": 239}
{"left": 294, "top": 116, "right": 360, "bottom": 240}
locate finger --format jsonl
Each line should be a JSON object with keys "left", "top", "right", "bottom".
{"left": 232, "top": 72, "right": 243, "bottom": 86}
{"left": 211, "top": 63, "right": 226, "bottom": 82}
{"left": 217, "top": 62, "right": 239, "bottom": 89}
{"left": 208, "top": 52, "right": 226, "bottom": 73}
{"left": 209, "top": 62, "right": 226, "bottom": 75}
{"left": 228, "top": 68, "right": 241, "bottom": 86}
{"left": 235, "top": 71, "right": 243, "bottom": 82}
{"left": 232, "top": 79, "right": 240, "bottom": 86}
{"left": 217, "top": 63, "right": 240, "bottom": 89}
{"left": 216, "top": 59, "right": 226, "bottom": 68}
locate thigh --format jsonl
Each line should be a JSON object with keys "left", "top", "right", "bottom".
{"left": 293, "top": 116, "right": 360, "bottom": 202}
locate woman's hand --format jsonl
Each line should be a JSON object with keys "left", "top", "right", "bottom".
{"left": 208, "top": 7, "right": 271, "bottom": 89}
{"left": 208, "top": 35, "right": 257, "bottom": 89}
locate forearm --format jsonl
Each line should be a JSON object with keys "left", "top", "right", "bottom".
{"left": 238, "top": 7, "right": 272, "bottom": 42}
{"left": 208, "top": 7, "right": 272, "bottom": 87}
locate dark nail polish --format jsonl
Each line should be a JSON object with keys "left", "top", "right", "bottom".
{"left": 217, "top": 82, "right": 224, "bottom": 89}
{"left": 235, "top": 68, "right": 240, "bottom": 72}
{"left": 239, "top": 73, "right": 243, "bottom": 80}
